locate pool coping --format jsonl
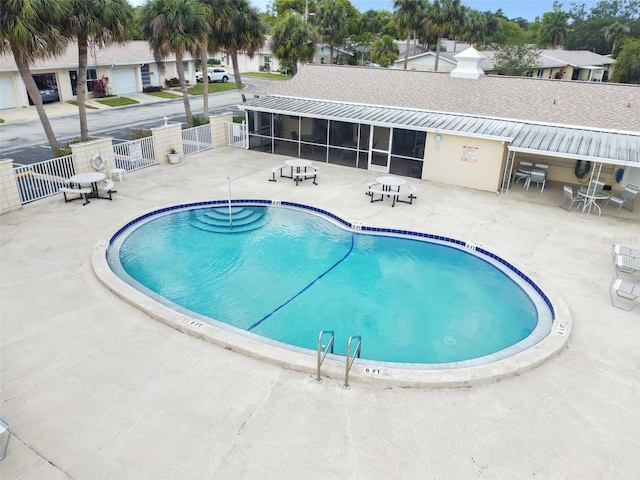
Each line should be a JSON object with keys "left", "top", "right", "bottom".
{"left": 92, "top": 200, "right": 572, "bottom": 388}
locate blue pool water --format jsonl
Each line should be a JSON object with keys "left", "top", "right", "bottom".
{"left": 107, "top": 203, "right": 553, "bottom": 366}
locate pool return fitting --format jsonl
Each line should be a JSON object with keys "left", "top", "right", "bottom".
{"left": 315, "top": 330, "right": 362, "bottom": 389}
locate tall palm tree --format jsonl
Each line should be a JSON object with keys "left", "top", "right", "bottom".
{"left": 604, "top": 21, "right": 630, "bottom": 55}
{"left": 539, "top": 1, "right": 570, "bottom": 49}
{"left": 271, "top": 11, "right": 317, "bottom": 76}
{"left": 0, "top": 0, "right": 69, "bottom": 154}
{"left": 139, "top": 0, "right": 209, "bottom": 127}
{"left": 65, "top": 0, "right": 133, "bottom": 140}
{"left": 198, "top": 0, "right": 232, "bottom": 116}
{"left": 394, "top": 0, "right": 425, "bottom": 70}
{"left": 460, "top": 9, "right": 499, "bottom": 49}
{"left": 426, "top": 0, "right": 465, "bottom": 72}
{"left": 217, "top": 0, "right": 266, "bottom": 93}
{"left": 315, "top": 0, "right": 348, "bottom": 65}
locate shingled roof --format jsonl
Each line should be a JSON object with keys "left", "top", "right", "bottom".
{"left": 249, "top": 64, "right": 639, "bottom": 133}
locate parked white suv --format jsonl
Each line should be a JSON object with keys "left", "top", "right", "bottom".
{"left": 195, "top": 67, "right": 231, "bottom": 83}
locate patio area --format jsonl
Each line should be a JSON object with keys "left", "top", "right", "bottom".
{"left": 1, "top": 147, "right": 639, "bottom": 479}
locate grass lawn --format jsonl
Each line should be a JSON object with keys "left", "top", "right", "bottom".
{"left": 187, "top": 82, "right": 242, "bottom": 95}
{"left": 96, "top": 96, "right": 139, "bottom": 107}
{"left": 242, "top": 72, "right": 291, "bottom": 80}
{"left": 145, "top": 90, "right": 182, "bottom": 99}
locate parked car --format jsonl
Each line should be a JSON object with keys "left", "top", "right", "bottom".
{"left": 195, "top": 67, "right": 231, "bottom": 83}
{"left": 28, "top": 86, "right": 59, "bottom": 105}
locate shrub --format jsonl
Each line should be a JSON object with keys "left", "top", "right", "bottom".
{"left": 92, "top": 75, "right": 110, "bottom": 98}
{"left": 143, "top": 85, "right": 163, "bottom": 92}
{"left": 192, "top": 115, "right": 210, "bottom": 126}
{"left": 164, "top": 77, "right": 180, "bottom": 87}
{"left": 131, "top": 128, "right": 152, "bottom": 139}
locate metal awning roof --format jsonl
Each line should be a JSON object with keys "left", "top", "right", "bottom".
{"left": 240, "top": 96, "right": 640, "bottom": 167}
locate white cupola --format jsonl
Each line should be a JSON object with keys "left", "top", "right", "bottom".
{"left": 451, "top": 47, "right": 485, "bottom": 79}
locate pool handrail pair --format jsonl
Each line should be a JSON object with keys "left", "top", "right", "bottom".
{"left": 315, "top": 330, "right": 361, "bottom": 389}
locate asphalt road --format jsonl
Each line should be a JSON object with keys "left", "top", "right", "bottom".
{"left": 0, "top": 77, "right": 276, "bottom": 165}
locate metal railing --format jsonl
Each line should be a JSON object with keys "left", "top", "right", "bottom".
{"left": 226, "top": 121, "right": 248, "bottom": 149}
{"left": 14, "top": 155, "right": 75, "bottom": 204}
{"left": 112, "top": 137, "right": 156, "bottom": 172}
{"left": 315, "top": 330, "right": 335, "bottom": 384}
{"left": 182, "top": 124, "right": 212, "bottom": 156}
{"left": 344, "top": 335, "right": 361, "bottom": 390}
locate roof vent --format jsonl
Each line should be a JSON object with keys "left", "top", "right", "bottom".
{"left": 451, "top": 47, "right": 484, "bottom": 80}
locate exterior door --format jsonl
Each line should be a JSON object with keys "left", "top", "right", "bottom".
{"left": 368, "top": 125, "right": 392, "bottom": 173}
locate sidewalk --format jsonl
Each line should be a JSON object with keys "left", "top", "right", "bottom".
{"left": 0, "top": 90, "right": 180, "bottom": 124}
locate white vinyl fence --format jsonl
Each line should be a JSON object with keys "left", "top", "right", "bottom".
{"left": 14, "top": 155, "right": 76, "bottom": 204}
{"left": 112, "top": 136, "right": 157, "bottom": 171}
{"left": 226, "top": 122, "right": 248, "bottom": 149}
{"left": 181, "top": 124, "right": 213, "bottom": 156}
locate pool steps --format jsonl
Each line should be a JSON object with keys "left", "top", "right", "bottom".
{"left": 189, "top": 206, "right": 267, "bottom": 233}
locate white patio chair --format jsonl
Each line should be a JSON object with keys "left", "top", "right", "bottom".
{"left": 605, "top": 185, "right": 638, "bottom": 212}
{"left": 559, "top": 185, "right": 583, "bottom": 211}
{"left": 525, "top": 170, "right": 547, "bottom": 193}
{"left": 609, "top": 278, "right": 640, "bottom": 311}
{"left": 512, "top": 161, "right": 533, "bottom": 185}
{"left": 612, "top": 244, "right": 640, "bottom": 261}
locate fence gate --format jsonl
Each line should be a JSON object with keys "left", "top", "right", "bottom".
{"left": 112, "top": 136, "right": 157, "bottom": 172}
{"left": 182, "top": 124, "right": 213, "bottom": 156}
{"left": 226, "top": 122, "right": 248, "bottom": 149}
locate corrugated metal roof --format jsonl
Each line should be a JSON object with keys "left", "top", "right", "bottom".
{"left": 240, "top": 96, "right": 640, "bottom": 166}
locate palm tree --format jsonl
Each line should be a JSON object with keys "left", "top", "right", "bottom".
{"left": 0, "top": 0, "right": 69, "bottom": 154}
{"left": 539, "top": 1, "right": 570, "bottom": 49}
{"left": 64, "top": 0, "right": 133, "bottom": 141}
{"left": 217, "top": 0, "right": 266, "bottom": 93}
{"left": 460, "top": 9, "right": 499, "bottom": 49}
{"left": 271, "top": 11, "right": 317, "bottom": 76}
{"left": 604, "top": 21, "right": 630, "bottom": 55}
{"left": 315, "top": 0, "right": 348, "bottom": 65}
{"left": 394, "top": 0, "right": 425, "bottom": 70}
{"left": 426, "top": 0, "right": 465, "bottom": 72}
{"left": 371, "top": 34, "right": 399, "bottom": 67}
{"left": 198, "top": 0, "right": 241, "bottom": 116}
{"left": 139, "top": 0, "right": 210, "bottom": 127}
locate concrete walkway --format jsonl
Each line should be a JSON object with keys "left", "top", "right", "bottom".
{"left": 1, "top": 147, "right": 639, "bottom": 479}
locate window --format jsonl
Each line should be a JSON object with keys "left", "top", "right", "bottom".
{"left": 70, "top": 68, "right": 98, "bottom": 95}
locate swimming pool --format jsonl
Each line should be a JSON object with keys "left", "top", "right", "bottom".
{"left": 102, "top": 200, "right": 562, "bottom": 380}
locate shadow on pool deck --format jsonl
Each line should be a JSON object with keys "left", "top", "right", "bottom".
{"left": 1, "top": 147, "right": 639, "bottom": 479}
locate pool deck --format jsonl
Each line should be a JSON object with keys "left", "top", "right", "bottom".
{"left": 1, "top": 147, "right": 639, "bottom": 479}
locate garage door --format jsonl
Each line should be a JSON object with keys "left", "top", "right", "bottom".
{"left": 0, "top": 76, "right": 17, "bottom": 109}
{"left": 111, "top": 68, "right": 137, "bottom": 95}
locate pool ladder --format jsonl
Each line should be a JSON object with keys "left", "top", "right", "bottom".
{"left": 315, "top": 330, "right": 362, "bottom": 389}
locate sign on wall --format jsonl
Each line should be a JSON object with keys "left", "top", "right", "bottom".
{"left": 461, "top": 145, "right": 478, "bottom": 163}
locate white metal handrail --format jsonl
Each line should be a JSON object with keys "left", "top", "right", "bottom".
{"left": 315, "top": 330, "right": 335, "bottom": 384}
{"left": 344, "top": 335, "right": 361, "bottom": 389}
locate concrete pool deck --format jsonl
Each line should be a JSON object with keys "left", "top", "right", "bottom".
{"left": 1, "top": 147, "right": 639, "bottom": 479}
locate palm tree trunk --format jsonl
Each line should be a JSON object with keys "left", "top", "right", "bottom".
{"left": 14, "top": 53, "right": 59, "bottom": 154}
{"left": 330, "top": 45, "right": 334, "bottom": 65}
{"left": 434, "top": 36, "right": 442, "bottom": 72}
{"left": 230, "top": 50, "right": 243, "bottom": 93}
{"left": 77, "top": 34, "right": 89, "bottom": 141}
{"left": 175, "top": 50, "right": 194, "bottom": 127}
{"left": 404, "top": 32, "right": 411, "bottom": 69}
{"left": 200, "top": 43, "right": 210, "bottom": 116}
